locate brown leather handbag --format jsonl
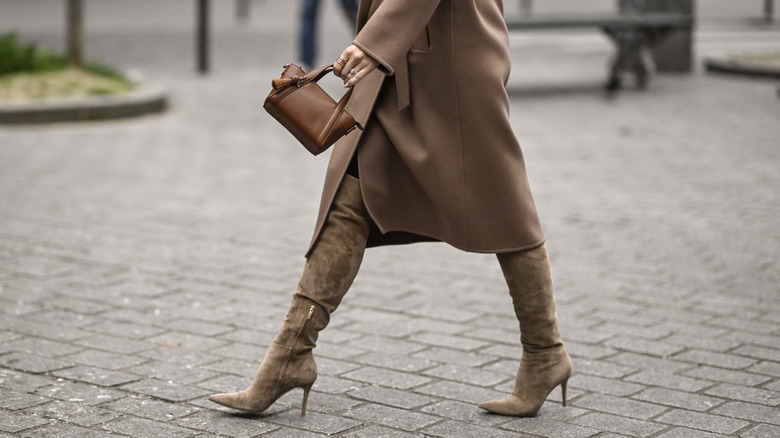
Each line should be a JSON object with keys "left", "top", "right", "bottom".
{"left": 263, "top": 63, "right": 361, "bottom": 156}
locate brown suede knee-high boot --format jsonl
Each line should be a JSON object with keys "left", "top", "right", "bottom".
{"left": 478, "top": 244, "right": 573, "bottom": 417}
{"left": 208, "top": 175, "right": 370, "bottom": 415}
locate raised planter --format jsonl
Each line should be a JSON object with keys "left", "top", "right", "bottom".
{"left": 0, "top": 84, "right": 168, "bottom": 124}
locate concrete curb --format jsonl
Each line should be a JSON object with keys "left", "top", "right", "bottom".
{"left": 0, "top": 84, "right": 169, "bottom": 124}
{"left": 704, "top": 57, "right": 780, "bottom": 79}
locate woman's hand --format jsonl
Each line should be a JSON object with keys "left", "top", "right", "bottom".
{"left": 333, "top": 45, "right": 379, "bottom": 88}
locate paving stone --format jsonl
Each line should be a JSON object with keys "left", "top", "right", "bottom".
{"left": 207, "top": 343, "right": 266, "bottom": 362}
{"left": 0, "top": 256, "right": 74, "bottom": 278}
{"left": 84, "top": 320, "right": 167, "bottom": 340}
{"left": 315, "top": 357, "right": 363, "bottom": 376}
{"left": 263, "top": 430, "right": 327, "bottom": 438}
{"left": 419, "top": 400, "right": 511, "bottom": 427}
{"left": 573, "top": 393, "right": 666, "bottom": 419}
{"left": 121, "top": 378, "right": 212, "bottom": 402}
{"left": 347, "top": 385, "right": 437, "bottom": 409}
{"left": 741, "top": 423, "right": 780, "bottom": 438}
{"left": 0, "top": 389, "right": 51, "bottom": 410}
{"left": 0, "top": 409, "right": 49, "bottom": 433}
{"left": 217, "top": 328, "right": 275, "bottom": 346}
{"left": 569, "top": 374, "right": 645, "bottom": 397}
{"left": 353, "top": 351, "right": 437, "bottom": 373}
{"left": 501, "top": 417, "right": 601, "bottom": 438}
{"left": 571, "top": 413, "right": 667, "bottom": 438}
{"left": 301, "top": 392, "right": 363, "bottom": 414}
{"left": 591, "top": 323, "right": 672, "bottom": 341}
{"left": 724, "top": 332, "right": 780, "bottom": 350}
{"left": 633, "top": 387, "right": 724, "bottom": 412}
{"left": 18, "top": 422, "right": 112, "bottom": 438}
{"left": 201, "top": 357, "right": 258, "bottom": 377}
{"left": 673, "top": 350, "right": 759, "bottom": 370}
{"left": 662, "top": 333, "right": 742, "bottom": 352}
{"left": 624, "top": 370, "right": 713, "bottom": 392}
{"left": 102, "top": 394, "right": 200, "bottom": 421}
{"left": 127, "top": 359, "right": 218, "bottom": 385}
{"left": 410, "top": 347, "right": 497, "bottom": 367}
{"left": 0, "top": 352, "right": 73, "bottom": 373}
{"left": 655, "top": 427, "right": 731, "bottom": 438}
{"left": 572, "top": 359, "right": 638, "bottom": 379}
{"left": 421, "top": 363, "right": 508, "bottom": 387}
{"left": 344, "top": 404, "right": 439, "bottom": 432}
{"left": 407, "top": 332, "right": 490, "bottom": 352}
{"left": 61, "top": 349, "right": 148, "bottom": 371}
{"left": 52, "top": 365, "right": 141, "bottom": 387}
{"left": 311, "top": 375, "right": 363, "bottom": 394}
{"left": 313, "top": 340, "right": 367, "bottom": 361}
{"left": 338, "top": 425, "right": 424, "bottom": 437}
{"left": 711, "top": 401, "right": 780, "bottom": 425}
{"left": 562, "top": 341, "right": 618, "bottom": 360}
{"left": 138, "top": 346, "right": 222, "bottom": 367}
{"left": 173, "top": 410, "right": 280, "bottom": 437}
{"left": 604, "top": 336, "right": 685, "bottom": 358}
{"left": 415, "top": 381, "right": 505, "bottom": 405}
{"left": 424, "top": 420, "right": 524, "bottom": 438}
{"left": 655, "top": 409, "right": 750, "bottom": 435}
{"left": 32, "top": 380, "right": 126, "bottom": 406}
{"left": 606, "top": 353, "right": 692, "bottom": 373}
{"left": 341, "top": 366, "right": 432, "bottom": 390}
{"left": 266, "top": 409, "right": 362, "bottom": 435}
{"left": 161, "top": 318, "right": 234, "bottom": 337}
{"left": 708, "top": 316, "right": 778, "bottom": 335}
{"left": 682, "top": 365, "right": 773, "bottom": 386}
{"left": 342, "top": 335, "right": 428, "bottom": 355}
{"left": 145, "top": 331, "right": 230, "bottom": 352}
{"left": 27, "top": 399, "right": 121, "bottom": 427}
{"left": 103, "top": 416, "right": 199, "bottom": 438}
{"left": 732, "top": 345, "right": 780, "bottom": 363}
{"left": 705, "top": 383, "right": 780, "bottom": 407}
{"left": 75, "top": 335, "right": 157, "bottom": 355}
{"left": 0, "top": 368, "right": 54, "bottom": 391}
{"left": 0, "top": 337, "right": 84, "bottom": 358}
{"left": 748, "top": 361, "right": 780, "bottom": 378}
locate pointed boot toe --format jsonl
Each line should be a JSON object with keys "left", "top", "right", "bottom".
{"left": 478, "top": 395, "right": 536, "bottom": 417}
{"left": 208, "top": 391, "right": 258, "bottom": 412}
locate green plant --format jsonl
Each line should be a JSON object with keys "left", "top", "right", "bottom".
{"left": 0, "top": 33, "right": 66, "bottom": 76}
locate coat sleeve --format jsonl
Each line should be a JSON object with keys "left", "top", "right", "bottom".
{"left": 352, "top": 0, "right": 441, "bottom": 76}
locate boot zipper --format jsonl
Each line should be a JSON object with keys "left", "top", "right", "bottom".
{"left": 277, "top": 305, "right": 316, "bottom": 397}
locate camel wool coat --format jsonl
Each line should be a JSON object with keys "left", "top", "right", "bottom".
{"left": 307, "top": 0, "right": 544, "bottom": 256}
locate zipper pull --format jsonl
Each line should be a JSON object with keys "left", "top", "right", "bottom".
{"left": 307, "top": 305, "right": 315, "bottom": 320}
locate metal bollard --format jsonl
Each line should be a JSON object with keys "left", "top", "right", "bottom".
{"left": 196, "top": 0, "right": 210, "bottom": 73}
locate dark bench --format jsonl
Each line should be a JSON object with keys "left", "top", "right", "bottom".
{"left": 505, "top": 13, "right": 695, "bottom": 91}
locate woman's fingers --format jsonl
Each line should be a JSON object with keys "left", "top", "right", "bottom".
{"left": 344, "top": 59, "right": 378, "bottom": 87}
{"left": 333, "top": 45, "right": 378, "bottom": 86}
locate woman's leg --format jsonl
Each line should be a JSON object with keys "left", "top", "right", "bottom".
{"left": 479, "top": 244, "right": 573, "bottom": 417}
{"left": 208, "top": 175, "right": 370, "bottom": 415}
{"left": 300, "top": 0, "right": 320, "bottom": 68}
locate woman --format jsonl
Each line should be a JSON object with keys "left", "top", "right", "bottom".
{"left": 209, "top": 0, "right": 572, "bottom": 418}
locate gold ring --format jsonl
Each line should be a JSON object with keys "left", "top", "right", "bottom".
{"left": 336, "top": 58, "right": 346, "bottom": 65}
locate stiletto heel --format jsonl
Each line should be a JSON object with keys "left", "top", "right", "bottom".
{"left": 301, "top": 383, "right": 313, "bottom": 416}
{"left": 561, "top": 379, "right": 568, "bottom": 407}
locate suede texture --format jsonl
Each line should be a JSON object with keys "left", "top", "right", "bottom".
{"left": 478, "top": 244, "right": 573, "bottom": 417}
{"left": 208, "top": 176, "right": 370, "bottom": 414}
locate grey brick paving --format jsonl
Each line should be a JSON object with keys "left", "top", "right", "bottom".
{"left": 1, "top": 1, "right": 780, "bottom": 437}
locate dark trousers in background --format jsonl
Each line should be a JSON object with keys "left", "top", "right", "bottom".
{"left": 300, "top": 0, "right": 359, "bottom": 69}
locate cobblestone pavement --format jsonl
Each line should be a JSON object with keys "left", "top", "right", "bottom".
{"left": 2, "top": 1, "right": 780, "bottom": 437}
